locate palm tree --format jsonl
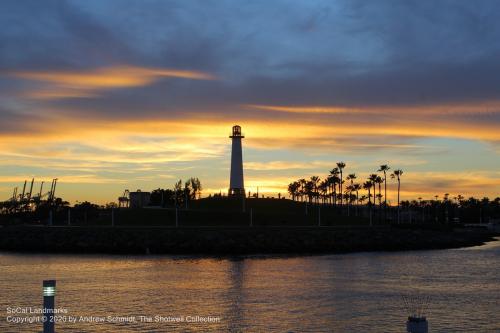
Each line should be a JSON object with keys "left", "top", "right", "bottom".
{"left": 318, "top": 179, "right": 326, "bottom": 204}
{"left": 326, "top": 175, "right": 334, "bottom": 205}
{"left": 344, "top": 192, "right": 352, "bottom": 208}
{"left": 352, "top": 183, "right": 361, "bottom": 206}
{"left": 346, "top": 173, "right": 356, "bottom": 186}
{"left": 346, "top": 173, "right": 356, "bottom": 194}
{"left": 391, "top": 169, "right": 403, "bottom": 223}
{"left": 336, "top": 162, "right": 346, "bottom": 206}
{"left": 329, "top": 168, "right": 340, "bottom": 206}
{"left": 378, "top": 165, "right": 390, "bottom": 207}
{"left": 288, "top": 181, "right": 300, "bottom": 201}
{"left": 305, "top": 180, "right": 314, "bottom": 204}
{"left": 363, "top": 180, "right": 373, "bottom": 205}
{"left": 368, "top": 174, "right": 378, "bottom": 205}
{"left": 346, "top": 173, "right": 356, "bottom": 211}
{"left": 376, "top": 175, "right": 383, "bottom": 207}
{"left": 363, "top": 179, "right": 374, "bottom": 226}
{"left": 322, "top": 179, "right": 330, "bottom": 204}
{"left": 351, "top": 184, "right": 361, "bottom": 216}
{"left": 310, "top": 176, "right": 320, "bottom": 204}
{"left": 299, "top": 178, "right": 307, "bottom": 202}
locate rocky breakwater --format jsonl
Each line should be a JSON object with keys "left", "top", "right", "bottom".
{"left": 0, "top": 225, "right": 497, "bottom": 255}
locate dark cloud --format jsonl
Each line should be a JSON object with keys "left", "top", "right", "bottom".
{"left": 0, "top": 0, "right": 134, "bottom": 70}
{"left": 1, "top": 0, "right": 500, "bottom": 122}
{"left": 0, "top": 108, "right": 45, "bottom": 134}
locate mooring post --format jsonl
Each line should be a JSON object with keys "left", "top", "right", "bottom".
{"left": 48, "top": 210, "right": 53, "bottom": 226}
{"left": 42, "top": 280, "right": 56, "bottom": 333}
{"left": 406, "top": 316, "right": 428, "bottom": 333}
{"left": 67, "top": 208, "right": 71, "bottom": 226}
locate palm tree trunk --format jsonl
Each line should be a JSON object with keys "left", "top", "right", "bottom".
{"left": 339, "top": 172, "right": 343, "bottom": 207}
{"left": 356, "top": 191, "right": 359, "bottom": 216}
{"left": 378, "top": 183, "right": 382, "bottom": 207}
{"left": 373, "top": 183, "right": 376, "bottom": 208}
{"left": 384, "top": 172, "right": 387, "bottom": 207}
{"left": 384, "top": 172, "right": 387, "bottom": 221}
{"left": 397, "top": 179, "right": 401, "bottom": 224}
{"left": 333, "top": 185, "right": 337, "bottom": 207}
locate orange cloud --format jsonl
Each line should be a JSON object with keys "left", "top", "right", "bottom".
{"left": 243, "top": 103, "right": 500, "bottom": 143}
{"left": 0, "top": 175, "right": 127, "bottom": 184}
{"left": 245, "top": 104, "right": 351, "bottom": 114}
{"left": 10, "top": 65, "right": 217, "bottom": 99}
{"left": 247, "top": 101, "right": 500, "bottom": 115}
{"left": 245, "top": 161, "right": 337, "bottom": 171}
{"left": 0, "top": 112, "right": 497, "bottom": 156}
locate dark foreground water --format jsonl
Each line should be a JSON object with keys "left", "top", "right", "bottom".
{"left": 1, "top": 239, "right": 499, "bottom": 333}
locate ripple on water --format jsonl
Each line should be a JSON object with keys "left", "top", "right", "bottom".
{"left": 0, "top": 241, "right": 499, "bottom": 332}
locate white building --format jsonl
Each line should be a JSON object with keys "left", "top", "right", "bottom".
{"left": 228, "top": 125, "right": 245, "bottom": 197}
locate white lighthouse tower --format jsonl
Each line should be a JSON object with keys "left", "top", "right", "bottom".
{"left": 229, "top": 125, "right": 245, "bottom": 197}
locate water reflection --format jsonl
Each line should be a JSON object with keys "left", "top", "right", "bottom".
{"left": 0, "top": 241, "right": 499, "bottom": 332}
{"left": 226, "top": 259, "right": 245, "bottom": 332}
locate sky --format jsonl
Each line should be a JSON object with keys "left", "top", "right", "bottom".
{"left": 0, "top": 0, "right": 499, "bottom": 205}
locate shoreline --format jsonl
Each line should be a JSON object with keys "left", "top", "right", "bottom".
{"left": 0, "top": 225, "right": 498, "bottom": 255}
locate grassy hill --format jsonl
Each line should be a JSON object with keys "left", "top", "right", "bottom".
{"left": 64, "top": 198, "right": 374, "bottom": 227}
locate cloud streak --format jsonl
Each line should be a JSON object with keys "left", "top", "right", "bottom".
{"left": 9, "top": 65, "right": 216, "bottom": 99}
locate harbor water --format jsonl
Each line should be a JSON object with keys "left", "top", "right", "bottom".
{"left": 1, "top": 239, "right": 499, "bottom": 332}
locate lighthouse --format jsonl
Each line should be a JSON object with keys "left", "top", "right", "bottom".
{"left": 229, "top": 125, "right": 245, "bottom": 197}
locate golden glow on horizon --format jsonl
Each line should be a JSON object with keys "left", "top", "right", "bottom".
{"left": 1, "top": 101, "right": 499, "bottom": 144}
{"left": 0, "top": 100, "right": 498, "bottom": 203}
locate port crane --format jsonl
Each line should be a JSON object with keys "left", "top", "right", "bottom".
{"left": 1, "top": 178, "right": 59, "bottom": 213}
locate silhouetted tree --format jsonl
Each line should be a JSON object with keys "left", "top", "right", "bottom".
{"left": 378, "top": 164, "right": 390, "bottom": 207}
{"left": 288, "top": 181, "right": 300, "bottom": 201}
{"left": 329, "top": 168, "right": 340, "bottom": 206}
{"left": 363, "top": 180, "right": 373, "bottom": 205}
{"left": 310, "top": 176, "right": 320, "bottom": 204}
{"left": 336, "top": 162, "right": 346, "bottom": 206}
{"left": 391, "top": 169, "right": 403, "bottom": 223}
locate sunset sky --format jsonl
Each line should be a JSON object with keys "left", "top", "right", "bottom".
{"left": 1, "top": 0, "right": 499, "bottom": 204}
